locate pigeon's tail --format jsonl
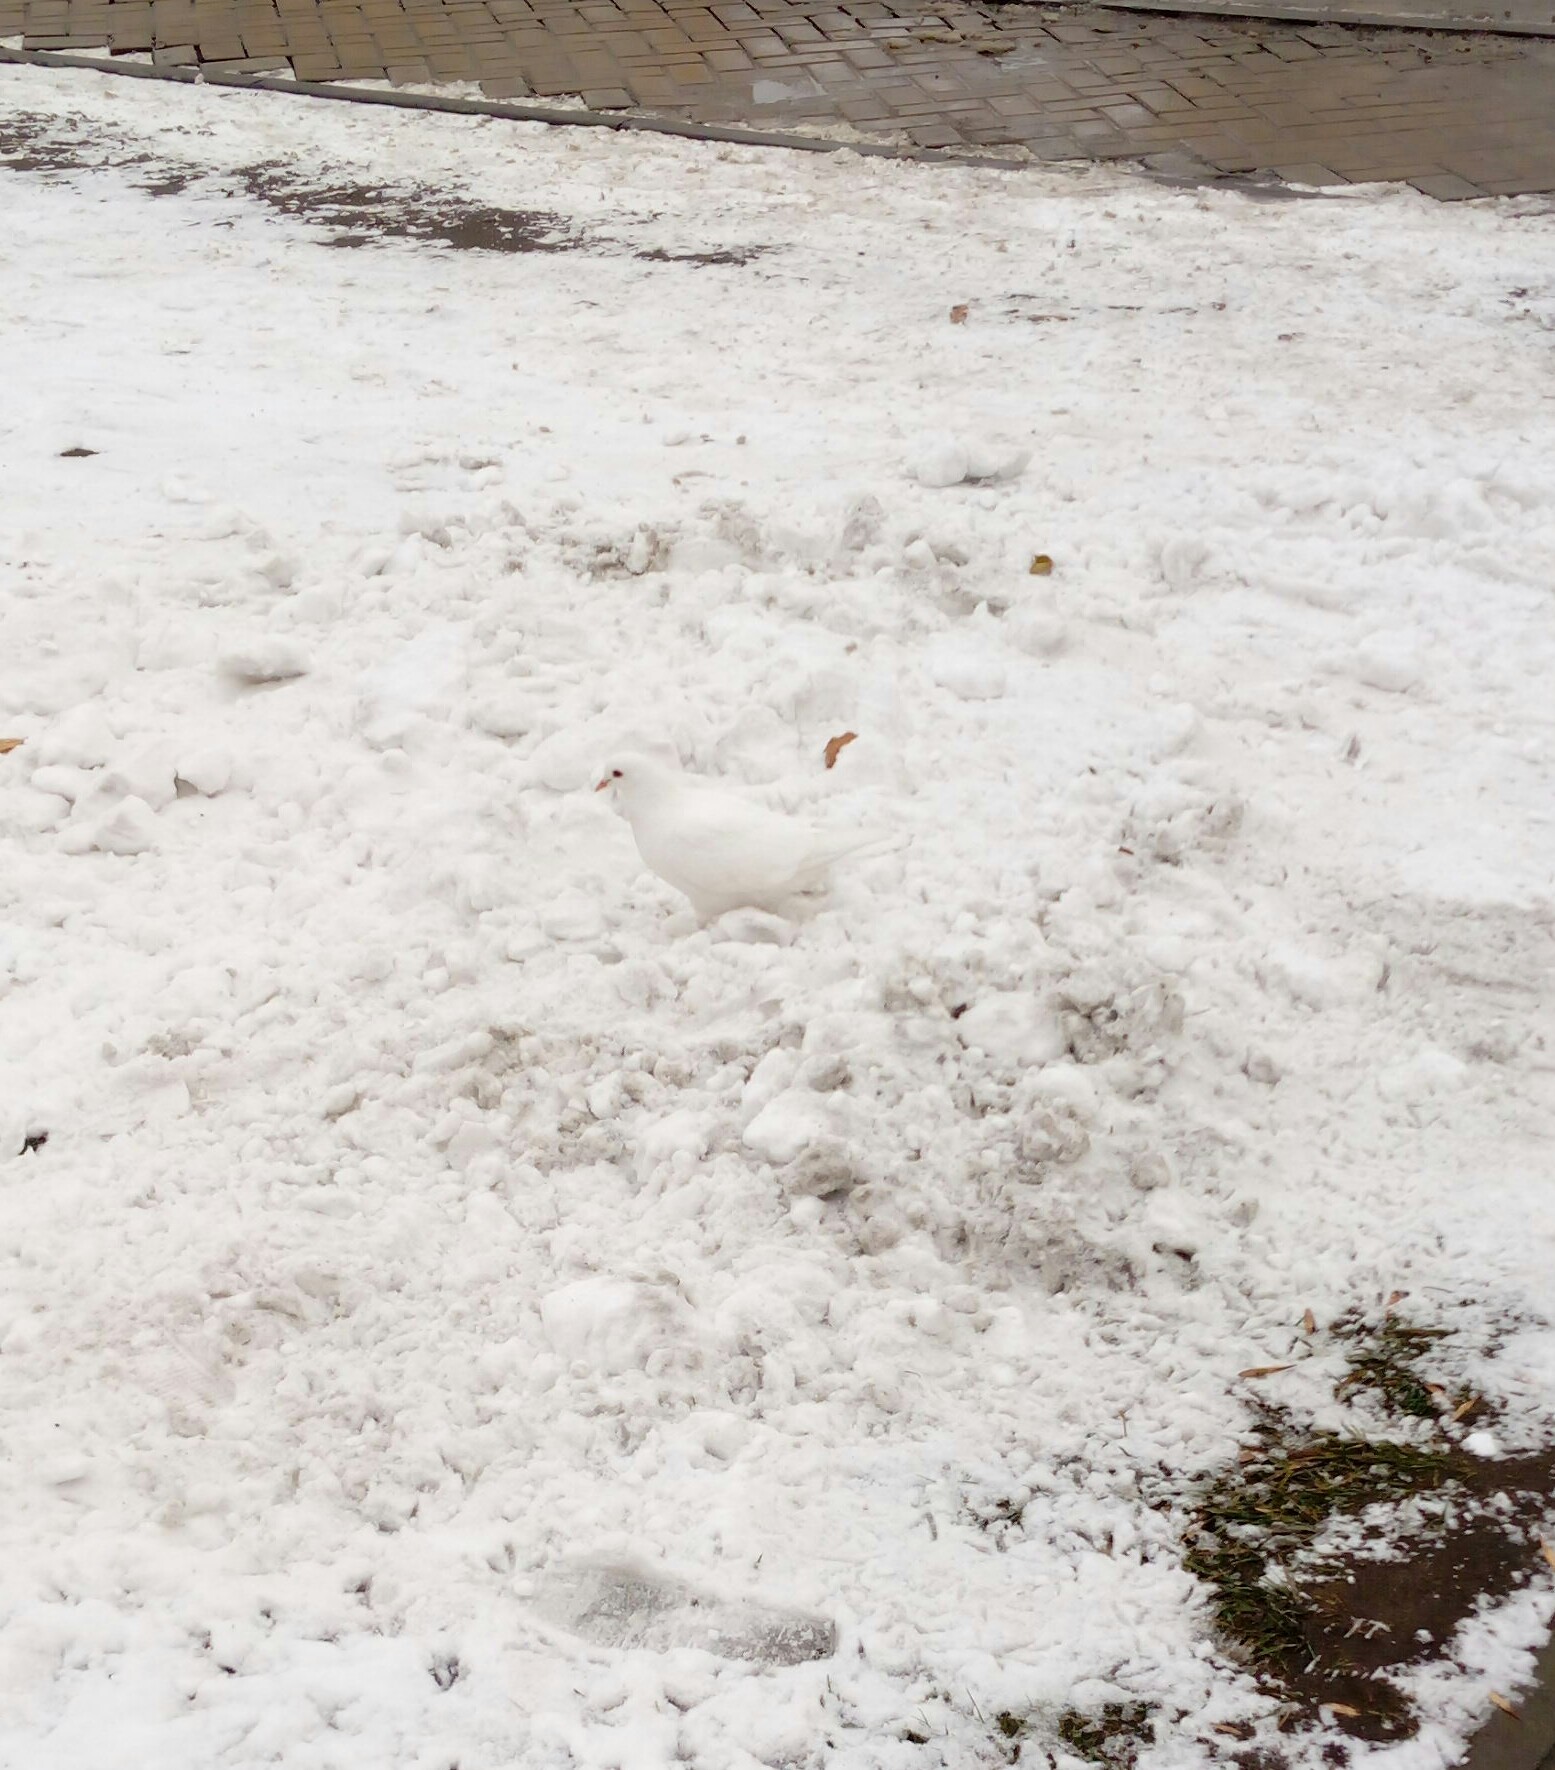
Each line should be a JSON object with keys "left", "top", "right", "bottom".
{"left": 798, "top": 827, "right": 905, "bottom": 885}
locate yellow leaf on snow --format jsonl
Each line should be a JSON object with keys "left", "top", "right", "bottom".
{"left": 824, "top": 732, "right": 858, "bottom": 770}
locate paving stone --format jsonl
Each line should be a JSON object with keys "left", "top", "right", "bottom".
{"left": 907, "top": 119, "right": 961, "bottom": 144}
{"left": 1268, "top": 158, "right": 1350, "bottom": 181}
{"left": 623, "top": 69, "right": 678, "bottom": 98}
{"left": 1406, "top": 169, "right": 1485, "bottom": 196}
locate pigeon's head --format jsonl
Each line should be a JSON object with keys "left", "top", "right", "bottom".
{"left": 594, "top": 752, "right": 673, "bottom": 812}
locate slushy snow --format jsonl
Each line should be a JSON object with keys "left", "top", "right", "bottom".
{"left": 2, "top": 63, "right": 1554, "bottom": 1770}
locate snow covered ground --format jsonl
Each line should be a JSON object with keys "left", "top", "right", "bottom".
{"left": 2, "top": 63, "right": 1554, "bottom": 1770}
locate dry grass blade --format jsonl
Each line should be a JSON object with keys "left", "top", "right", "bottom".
{"left": 0, "top": 737, "right": 23, "bottom": 755}
{"left": 1540, "top": 1539, "right": 1555, "bottom": 1572}
{"left": 1327, "top": 1703, "right": 1361, "bottom": 1718}
{"left": 1489, "top": 1691, "right": 1519, "bottom": 1719}
{"left": 1452, "top": 1394, "right": 1481, "bottom": 1421}
{"left": 823, "top": 732, "right": 858, "bottom": 770}
{"left": 1239, "top": 1364, "right": 1294, "bottom": 1379}
{"left": 1184, "top": 1431, "right": 1454, "bottom": 1701}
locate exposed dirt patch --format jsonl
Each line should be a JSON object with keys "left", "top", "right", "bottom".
{"left": 1173, "top": 1311, "right": 1555, "bottom": 1748}
{"left": 992, "top": 1699, "right": 1159, "bottom": 1766}
{"left": 1301, "top": 1504, "right": 1546, "bottom": 1680}
{"left": 1185, "top": 1422, "right": 1554, "bottom": 1743}
{"left": 236, "top": 159, "right": 579, "bottom": 253}
{"left": 0, "top": 113, "right": 771, "bottom": 263}
{"left": 635, "top": 244, "right": 767, "bottom": 267}
{"left": 1055, "top": 1702, "right": 1157, "bottom": 1767}
{"left": 985, "top": 1314, "right": 1554, "bottom": 1761}
{"left": 0, "top": 113, "right": 89, "bottom": 176}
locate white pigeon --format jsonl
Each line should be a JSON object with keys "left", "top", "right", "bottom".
{"left": 596, "top": 753, "right": 894, "bottom": 921}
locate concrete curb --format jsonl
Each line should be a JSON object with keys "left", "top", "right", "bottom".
{"left": 1459, "top": 1622, "right": 1555, "bottom": 1770}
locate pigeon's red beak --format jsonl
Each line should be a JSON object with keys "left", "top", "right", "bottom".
{"left": 595, "top": 777, "right": 610, "bottom": 792}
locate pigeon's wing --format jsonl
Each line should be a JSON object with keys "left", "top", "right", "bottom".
{"left": 649, "top": 793, "right": 811, "bottom": 903}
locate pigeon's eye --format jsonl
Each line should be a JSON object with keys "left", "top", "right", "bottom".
{"left": 612, "top": 769, "right": 623, "bottom": 779}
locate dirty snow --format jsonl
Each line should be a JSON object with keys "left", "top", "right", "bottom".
{"left": 1, "top": 62, "right": 1554, "bottom": 1770}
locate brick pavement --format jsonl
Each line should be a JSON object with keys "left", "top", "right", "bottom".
{"left": 4, "top": 0, "right": 1554, "bottom": 192}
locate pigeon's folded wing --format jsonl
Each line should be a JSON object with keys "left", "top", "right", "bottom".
{"left": 635, "top": 793, "right": 803, "bottom": 903}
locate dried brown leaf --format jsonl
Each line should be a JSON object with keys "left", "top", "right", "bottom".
{"left": 0, "top": 737, "right": 23, "bottom": 755}
{"left": 1212, "top": 1723, "right": 1255, "bottom": 1740}
{"left": 824, "top": 731, "right": 858, "bottom": 771}
{"left": 1239, "top": 1364, "right": 1294, "bottom": 1380}
{"left": 1302, "top": 1309, "right": 1316, "bottom": 1334}
{"left": 1029, "top": 554, "right": 1054, "bottom": 576}
{"left": 1386, "top": 1289, "right": 1408, "bottom": 1309}
{"left": 1489, "top": 1692, "right": 1519, "bottom": 1720}
{"left": 949, "top": 304, "right": 969, "bottom": 325}
{"left": 1541, "top": 1539, "right": 1555, "bottom": 1573}
{"left": 1453, "top": 1394, "right": 1481, "bottom": 1421}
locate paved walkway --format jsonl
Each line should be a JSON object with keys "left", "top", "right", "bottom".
{"left": 5, "top": 0, "right": 1555, "bottom": 195}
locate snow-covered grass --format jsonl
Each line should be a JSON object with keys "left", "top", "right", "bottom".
{"left": 2, "top": 63, "right": 1554, "bottom": 1770}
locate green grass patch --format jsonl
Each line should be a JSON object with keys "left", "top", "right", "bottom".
{"left": 1184, "top": 1429, "right": 1455, "bottom": 1671}
{"left": 1332, "top": 1314, "right": 1455, "bottom": 1420}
